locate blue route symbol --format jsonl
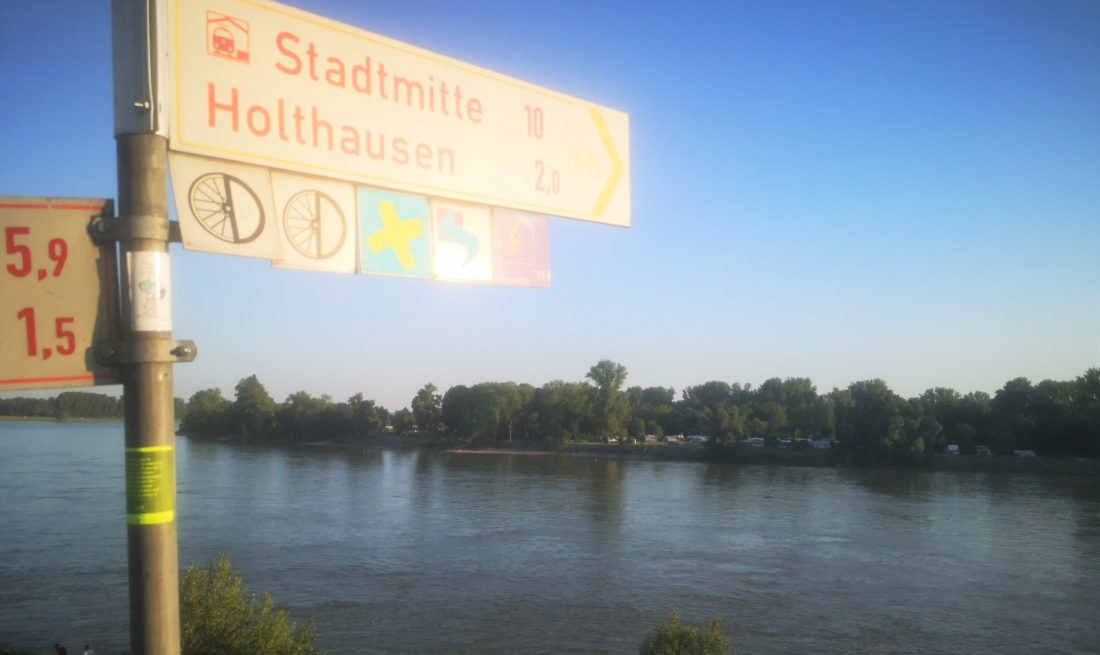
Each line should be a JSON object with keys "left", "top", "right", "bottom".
{"left": 438, "top": 209, "right": 479, "bottom": 266}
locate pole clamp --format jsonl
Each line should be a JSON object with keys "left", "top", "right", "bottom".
{"left": 94, "top": 339, "right": 198, "bottom": 366}
{"left": 90, "top": 215, "right": 182, "bottom": 244}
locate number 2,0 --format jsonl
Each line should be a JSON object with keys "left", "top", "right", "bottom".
{"left": 534, "top": 160, "right": 561, "bottom": 195}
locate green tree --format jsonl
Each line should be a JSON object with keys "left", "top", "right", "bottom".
{"left": 632, "top": 386, "right": 677, "bottom": 435}
{"left": 510, "top": 383, "right": 538, "bottom": 445}
{"left": 1068, "top": 368, "right": 1100, "bottom": 457}
{"left": 275, "top": 392, "right": 346, "bottom": 442}
{"left": 990, "top": 377, "right": 1034, "bottom": 453}
{"left": 834, "top": 379, "right": 924, "bottom": 464}
{"left": 180, "top": 554, "right": 322, "bottom": 655}
{"left": 638, "top": 612, "right": 731, "bottom": 655}
{"left": 0, "top": 396, "right": 53, "bottom": 417}
{"left": 906, "top": 397, "right": 939, "bottom": 455}
{"left": 586, "top": 360, "right": 629, "bottom": 442}
{"left": 391, "top": 408, "right": 415, "bottom": 435}
{"left": 440, "top": 383, "right": 495, "bottom": 443}
{"left": 227, "top": 375, "right": 276, "bottom": 438}
{"left": 441, "top": 385, "right": 472, "bottom": 437}
{"left": 438, "top": 382, "right": 536, "bottom": 445}
{"left": 461, "top": 383, "right": 505, "bottom": 445}
{"left": 52, "top": 391, "right": 123, "bottom": 419}
{"left": 749, "top": 401, "right": 786, "bottom": 439}
{"left": 681, "top": 381, "right": 746, "bottom": 445}
{"left": 411, "top": 383, "right": 443, "bottom": 432}
{"left": 918, "top": 387, "right": 961, "bottom": 453}
{"left": 346, "top": 392, "right": 386, "bottom": 436}
{"left": 180, "top": 388, "right": 230, "bottom": 438}
{"left": 531, "top": 380, "right": 592, "bottom": 447}
{"left": 780, "top": 377, "right": 831, "bottom": 438}
{"left": 959, "top": 391, "right": 993, "bottom": 450}
{"left": 1030, "top": 378, "right": 1073, "bottom": 454}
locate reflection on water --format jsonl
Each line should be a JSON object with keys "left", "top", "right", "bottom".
{"left": 1, "top": 422, "right": 1098, "bottom": 655}
{"left": 842, "top": 468, "right": 936, "bottom": 498}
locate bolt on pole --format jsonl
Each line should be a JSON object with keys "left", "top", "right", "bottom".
{"left": 112, "top": 1, "right": 181, "bottom": 654}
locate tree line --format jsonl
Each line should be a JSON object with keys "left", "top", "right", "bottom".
{"left": 179, "top": 375, "right": 399, "bottom": 443}
{"left": 0, "top": 392, "right": 126, "bottom": 420}
{"left": 174, "top": 364, "right": 1100, "bottom": 463}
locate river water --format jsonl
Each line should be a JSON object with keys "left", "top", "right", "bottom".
{"left": 1, "top": 421, "right": 1098, "bottom": 654}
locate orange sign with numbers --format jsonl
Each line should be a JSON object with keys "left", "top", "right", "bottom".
{"left": 0, "top": 198, "right": 119, "bottom": 390}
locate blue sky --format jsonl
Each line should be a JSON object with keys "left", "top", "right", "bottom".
{"left": 1, "top": 0, "right": 1097, "bottom": 410}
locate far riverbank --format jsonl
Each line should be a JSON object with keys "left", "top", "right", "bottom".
{"left": 259, "top": 432, "right": 1100, "bottom": 477}
{"left": 458, "top": 441, "right": 1100, "bottom": 476}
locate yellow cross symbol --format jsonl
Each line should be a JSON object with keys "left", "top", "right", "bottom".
{"left": 367, "top": 201, "right": 423, "bottom": 270}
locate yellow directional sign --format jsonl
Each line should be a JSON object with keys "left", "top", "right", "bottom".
{"left": 169, "top": 0, "right": 630, "bottom": 227}
{"left": 0, "top": 198, "right": 118, "bottom": 390}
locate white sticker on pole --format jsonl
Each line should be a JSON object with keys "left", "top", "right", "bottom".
{"left": 128, "top": 251, "right": 172, "bottom": 332}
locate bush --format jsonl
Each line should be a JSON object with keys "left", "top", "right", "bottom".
{"left": 639, "top": 612, "right": 731, "bottom": 655}
{"left": 180, "top": 554, "right": 322, "bottom": 655}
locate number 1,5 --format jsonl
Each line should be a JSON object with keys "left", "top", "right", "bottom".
{"left": 16, "top": 307, "right": 76, "bottom": 360}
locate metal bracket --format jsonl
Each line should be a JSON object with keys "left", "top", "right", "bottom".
{"left": 94, "top": 339, "right": 197, "bottom": 366}
{"left": 90, "top": 215, "right": 182, "bottom": 244}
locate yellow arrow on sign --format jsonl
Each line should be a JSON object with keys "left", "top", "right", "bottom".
{"left": 591, "top": 109, "right": 625, "bottom": 219}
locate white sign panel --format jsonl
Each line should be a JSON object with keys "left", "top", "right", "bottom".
{"left": 169, "top": 0, "right": 630, "bottom": 227}
{"left": 169, "top": 153, "right": 282, "bottom": 259}
{"left": 270, "top": 172, "right": 357, "bottom": 273}
{"left": 430, "top": 200, "right": 493, "bottom": 282}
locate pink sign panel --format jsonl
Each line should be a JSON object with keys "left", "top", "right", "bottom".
{"left": 492, "top": 209, "right": 550, "bottom": 287}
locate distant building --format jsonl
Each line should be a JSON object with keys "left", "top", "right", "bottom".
{"left": 946, "top": 444, "right": 960, "bottom": 455}
{"left": 811, "top": 438, "right": 832, "bottom": 450}
{"left": 747, "top": 437, "right": 765, "bottom": 448}
{"left": 1013, "top": 449, "right": 1036, "bottom": 458}
{"left": 975, "top": 445, "right": 992, "bottom": 456}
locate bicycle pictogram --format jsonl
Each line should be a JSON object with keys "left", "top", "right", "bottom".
{"left": 282, "top": 190, "right": 347, "bottom": 260}
{"left": 187, "top": 173, "right": 265, "bottom": 244}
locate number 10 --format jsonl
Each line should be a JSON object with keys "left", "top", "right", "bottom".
{"left": 524, "top": 105, "right": 544, "bottom": 139}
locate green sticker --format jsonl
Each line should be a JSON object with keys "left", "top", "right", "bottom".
{"left": 125, "top": 445, "right": 175, "bottom": 525}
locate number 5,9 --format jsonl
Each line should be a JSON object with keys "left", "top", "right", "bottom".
{"left": 5, "top": 226, "right": 69, "bottom": 279}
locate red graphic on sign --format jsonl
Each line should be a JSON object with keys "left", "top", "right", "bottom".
{"left": 207, "top": 12, "right": 249, "bottom": 63}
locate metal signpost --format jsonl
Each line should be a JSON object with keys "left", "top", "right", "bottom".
{"left": 0, "top": 1, "right": 629, "bottom": 653}
{"left": 111, "top": 2, "right": 192, "bottom": 654}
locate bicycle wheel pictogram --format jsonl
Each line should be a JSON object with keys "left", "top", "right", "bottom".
{"left": 187, "top": 173, "right": 265, "bottom": 244}
{"left": 282, "top": 190, "right": 347, "bottom": 259}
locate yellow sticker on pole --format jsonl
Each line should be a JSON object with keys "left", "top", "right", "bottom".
{"left": 125, "top": 445, "right": 175, "bottom": 525}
